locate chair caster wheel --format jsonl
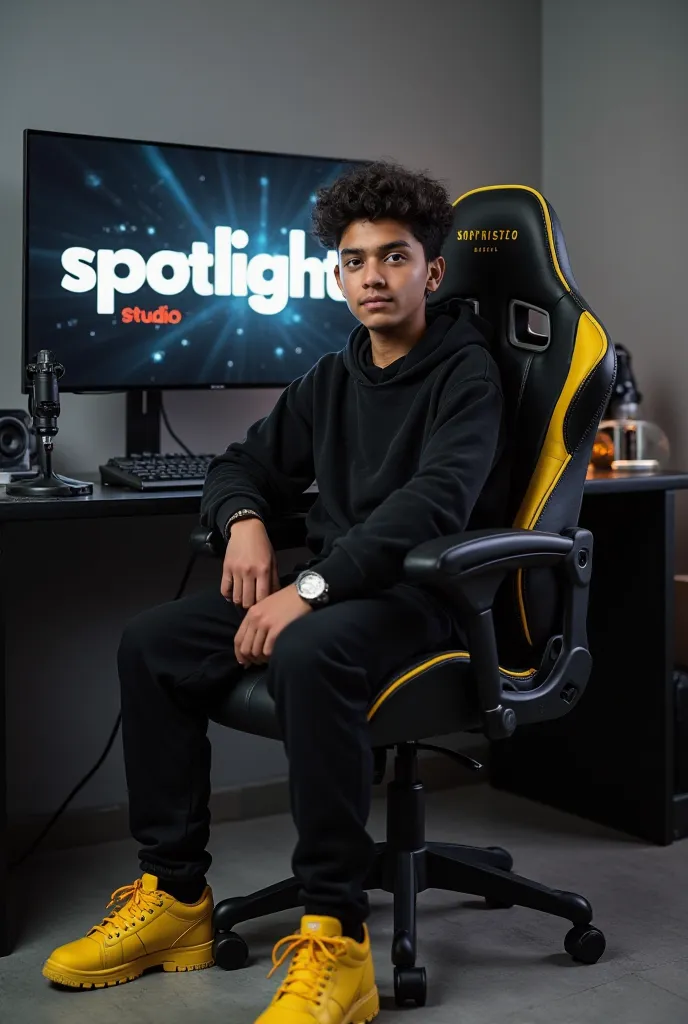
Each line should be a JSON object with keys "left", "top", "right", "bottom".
{"left": 394, "top": 965, "right": 427, "bottom": 1007}
{"left": 213, "top": 930, "right": 249, "bottom": 970}
{"left": 486, "top": 846, "right": 514, "bottom": 872}
{"left": 484, "top": 846, "right": 513, "bottom": 906}
{"left": 564, "top": 924, "right": 606, "bottom": 964}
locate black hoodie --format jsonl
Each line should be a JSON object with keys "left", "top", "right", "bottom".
{"left": 200, "top": 303, "right": 507, "bottom": 603}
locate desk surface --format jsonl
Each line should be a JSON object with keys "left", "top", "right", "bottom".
{"left": 1, "top": 468, "right": 688, "bottom": 523}
{"left": 0, "top": 478, "right": 202, "bottom": 522}
{"left": 584, "top": 468, "right": 688, "bottom": 494}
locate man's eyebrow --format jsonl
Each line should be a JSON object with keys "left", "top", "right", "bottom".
{"left": 339, "top": 240, "right": 413, "bottom": 257}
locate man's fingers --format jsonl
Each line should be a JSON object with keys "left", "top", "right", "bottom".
{"left": 221, "top": 573, "right": 232, "bottom": 600}
{"left": 234, "top": 617, "right": 246, "bottom": 647}
{"left": 235, "top": 620, "right": 252, "bottom": 665}
{"left": 255, "top": 572, "right": 272, "bottom": 605}
{"left": 241, "top": 575, "right": 256, "bottom": 609}
{"left": 236, "top": 615, "right": 266, "bottom": 665}
{"left": 263, "top": 628, "right": 277, "bottom": 659}
{"left": 250, "top": 626, "right": 269, "bottom": 661}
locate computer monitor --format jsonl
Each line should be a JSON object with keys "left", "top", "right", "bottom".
{"left": 23, "top": 129, "right": 362, "bottom": 393}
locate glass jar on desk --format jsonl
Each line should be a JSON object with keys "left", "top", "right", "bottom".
{"left": 591, "top": 418, "right": 670, "bottom": 472}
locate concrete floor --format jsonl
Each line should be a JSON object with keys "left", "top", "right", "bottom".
{"left": 3, "top": 784, "right": 688, "bottom": 1023}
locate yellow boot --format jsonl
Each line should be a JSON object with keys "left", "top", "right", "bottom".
{"left": 42, "top": 873, "right": 214, "bottom": 989}
{"left": 256, "top": 916, "right": 379, "bottom": 1024}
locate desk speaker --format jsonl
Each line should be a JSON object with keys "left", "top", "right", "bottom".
{"left": 0, "top": 409, "right": 36, "bottom": 474}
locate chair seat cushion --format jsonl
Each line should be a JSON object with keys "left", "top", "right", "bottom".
{"left": 208, "top": 652, "right": 536, "bottom": 747}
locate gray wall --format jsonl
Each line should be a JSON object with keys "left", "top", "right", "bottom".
{"left": 0, "top": 0, "right": 542, "bottom": 471}
{"left": 1, "top": 0, "right": 542, "bottom": 820}
{"left": 542, "top": 0, "right": 688, "bottom": 568}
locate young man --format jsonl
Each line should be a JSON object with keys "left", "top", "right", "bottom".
{"left": 43, "top": 162, "right": 506, "bottom": 1022}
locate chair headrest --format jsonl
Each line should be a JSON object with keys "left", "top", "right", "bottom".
{"left": 429, "top": 185, "right": 581, "bottom": 316}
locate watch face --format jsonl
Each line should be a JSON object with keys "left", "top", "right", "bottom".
{"left": 299, "top": 572, "right": 326, "bottom": 600}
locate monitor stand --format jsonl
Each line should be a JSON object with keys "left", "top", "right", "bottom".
{"left": 126, "top": 390, "right": 162, "bottom": 456}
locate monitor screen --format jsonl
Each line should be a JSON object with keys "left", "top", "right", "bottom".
{"left": 23, "top": 130, "right": 362, "bottom": 392}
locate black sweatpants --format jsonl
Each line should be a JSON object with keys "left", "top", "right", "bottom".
{"left": 117, "top": 577, "right": 457, "bottom": 926}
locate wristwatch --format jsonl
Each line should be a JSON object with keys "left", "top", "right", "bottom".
{"left": 295, "top": 569, "right": 330, "bottom": 608}
{"left": 224, "top": 508, "right": 263, "bottom": 539}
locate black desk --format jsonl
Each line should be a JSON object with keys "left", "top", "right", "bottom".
{"left": 0, "top": 483, "right": 202, "bottom": 958}
{"left": 492, "top": 469, "right": 688, "bottom": 847}
{"left": 0, "top": 481, "right": 308, "bottom": 958}
{"left": 1, "top": 469, "right": 687, "bottom": 956}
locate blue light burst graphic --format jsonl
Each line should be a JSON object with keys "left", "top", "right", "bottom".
{"left": 25, "top": 133, "right": 359, "bottom": 389}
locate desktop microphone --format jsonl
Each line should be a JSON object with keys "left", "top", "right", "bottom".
{"left": 5, "top": 349, "right": 93, "bottom": 497}
{"left": 27, "top": 348, "right": 63, "bottom": 446}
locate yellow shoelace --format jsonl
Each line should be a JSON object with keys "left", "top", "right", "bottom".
{"left": 268, "top": 932, "right": 349, "bottom": 1002}
{"left": 89, "top": 878, "right": 164, "bottom": 939}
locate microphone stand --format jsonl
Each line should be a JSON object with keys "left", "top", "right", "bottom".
{"left": 6, "top": 349, "right": 93, "bottom": 497}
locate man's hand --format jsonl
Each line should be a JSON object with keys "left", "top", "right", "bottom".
{"left": 234, "top": 583, "right": 312, "bottom": 667}
{"left": 222, "top": 518, "right": 280, "bottom": 608}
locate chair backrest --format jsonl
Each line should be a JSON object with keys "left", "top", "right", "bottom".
{"left": 428, "top": 185, "right": 616, "bottom": 659}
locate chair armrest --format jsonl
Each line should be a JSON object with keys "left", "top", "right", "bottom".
{"left": 404, "top": 528, "right": 573, "bottom": 583}
{"left": 189, "top": 514, "right": 308, "bottom": 558}
{"left": 405, "top": 527, "right": 594, "bottom": 741}
{"left": 405, "top": 527, "right": 580, "bottom": 620}
{"left": 190, "top": 523, "right": 224, "bottom": 557}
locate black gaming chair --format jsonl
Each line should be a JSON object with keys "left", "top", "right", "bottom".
{"left": 191, "top": 185, "right": 616, "bottom": 1009}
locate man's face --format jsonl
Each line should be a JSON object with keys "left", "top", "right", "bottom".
{"left": 334, "top": 219, "right": 444, "bottom": 333}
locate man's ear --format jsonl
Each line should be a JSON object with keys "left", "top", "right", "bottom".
{"left": 333, "top": 262, "right": 345, "bottom": 297}
{"left": 426, "top": 255, "right": 445, "bottom": 294}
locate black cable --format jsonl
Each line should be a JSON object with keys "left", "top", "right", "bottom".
{"left": 173, "top": 551, "right": 198, "bottom": 602}
{"left": 9, "top": 713, "right": 124, "bottom": 871}
{"left": 159, "top": 395, "right": 194, "bottom": 456}
{"left": 9, "top": 549, "right": 198, "bottom": 870}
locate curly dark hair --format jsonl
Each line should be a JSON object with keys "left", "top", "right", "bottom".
{"left": 311, "top": 160, "right": 454, "bottom": 261}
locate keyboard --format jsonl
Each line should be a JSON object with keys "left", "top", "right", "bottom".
{"left": 99, "top": 453, "right": 217, "bottom": 491}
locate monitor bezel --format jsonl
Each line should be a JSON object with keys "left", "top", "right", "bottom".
{"left": 22, "top": 128, "right": 363, "bottom": 394}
